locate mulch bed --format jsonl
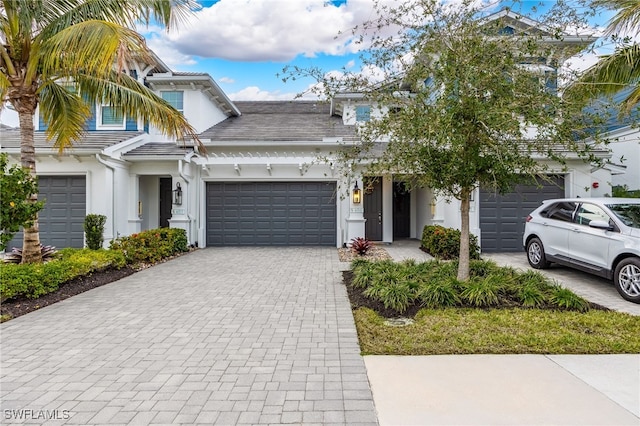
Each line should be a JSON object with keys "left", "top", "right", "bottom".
{"left": 342, "top": 270, "right": 422, "bottom": 318}
{"left": 1, "top": 267, "right": 136, "bottom": 321}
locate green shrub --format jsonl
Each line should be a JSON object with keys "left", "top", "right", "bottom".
{"left": 0, "top": 249, "right": 126, "bottom": 302}
{"left": 549, "top": 286, "right": 590, "bottom": 312}
{"left": 84, "top": 214, "right": 107, "bottom": 250}
{"left": 612, "top": 185, "right": 640, "bottom": 198}
{"left": 348, "top": 255, "right": 590, "bottom": 313}
{"left": 109, "top": 228, "right": 188, "bottom": 265}
{"left": 418, "top": 277, "right": 460, "bottom": 308}
{"left": 460, "top": 275, "right": 501, "bottom": 307}
{"left": 421, "top": 225, "right": 480, "bottom": 260}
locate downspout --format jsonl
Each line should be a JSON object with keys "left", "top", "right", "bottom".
{"left": 95, "top": 153, "right": 116, "bottom": 242}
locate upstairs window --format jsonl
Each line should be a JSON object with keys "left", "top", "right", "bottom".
{"left": 356, "top": 105, "right": 371, "bottom": 122}
{"left": 161, "top": 91, "right": 184, "bottom": 113}
{"left": 99, "top": 104, "right": 125, "bottom": 128}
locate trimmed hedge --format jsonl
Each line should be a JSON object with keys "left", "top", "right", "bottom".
{"left": 0, "top": 249, "right": 126, "bottom": 302}
{"left": 421, "top": 225, "right": 480, "bottom": 260}
{"left": 109, "top": 228, "right": 188, "bottom": 264}
{"left": 1, "top": 228, "right": 189, "bottom": 303}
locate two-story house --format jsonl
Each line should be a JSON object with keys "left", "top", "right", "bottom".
{"left": 1, "top": 10, "right": 617, "bottom": 253}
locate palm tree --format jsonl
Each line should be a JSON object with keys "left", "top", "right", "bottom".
{"left": 1, "top": 0, "right": 201, "bottom": 263}
{"left": 579, "top": 0, "right": 640, "bottom": 111}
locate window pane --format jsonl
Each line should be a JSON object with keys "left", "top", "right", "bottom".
{"left": 576, "top": 203, "right": 611, "bottom": 226}
{"left": 101, "top": 106, "right": 124, "bottom": 125}
{"left": 356, "top": 105, "right": 371, "bottom": 122}
{"left": 161, "top": 91, "right": 184, "bottom": 111}
{"left": 544, "top": 202, "right": 576, "bottom": 222}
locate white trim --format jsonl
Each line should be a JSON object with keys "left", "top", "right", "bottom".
{"left": 96, "top": 104, "right": 126, "bottom": 130}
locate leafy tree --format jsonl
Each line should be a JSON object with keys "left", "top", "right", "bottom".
{"left": 0, "top": 153, "right": 44, "bottom": 251}
{"left": 0, "top": 0, "right": 202, "bottom": 263}
{"left": 286, "top": 0, "right": 608, "bottom": 280}
{"left": 577, "top": 0, "right": 640, "bottom": 111}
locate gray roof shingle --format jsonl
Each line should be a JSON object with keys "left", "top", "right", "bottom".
{"left": 0, "top": 129, "right": 144, "bottom": 152}
{"left": 199, "top": 101, "right": 358, "bottom": 142}
{"left": 123, "top": 143, "right": 194, "bottom": 157}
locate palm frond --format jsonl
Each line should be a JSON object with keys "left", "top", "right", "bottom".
{"left": 74, "top": 71, "right": 204, "bottom": 152}
{"left": 41, "top": 0, "right": 198, "bottom": 37}
{"left": 577, "top": 44, "right": 640, "bottom": 110}
{"left": 37, "top": 81, "right": 91, "bottom": 152}
{"left": 593, "top": 0, "right": 640, "bottom": 37}
{"left": 38, "top": 20, "right": 150, "bottom": 79}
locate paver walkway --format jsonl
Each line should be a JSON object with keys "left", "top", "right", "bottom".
{"left": 1, "top": 247, "right": 378, "bottom": 425}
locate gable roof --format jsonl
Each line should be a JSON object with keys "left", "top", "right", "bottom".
{"left": 482, "top": 9, "right": 597, "bottom": 45}
{"left": 146, "top": 72, "right": 240, "bottom": 117}
{"left": 199, "top": 101, "right": 358, "bottom": 143}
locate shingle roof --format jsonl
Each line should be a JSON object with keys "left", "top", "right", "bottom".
{"left": 199, "top": 101, "right": 358, "bottom": 142}
{"left": 123, "top": 142, "right": 195, "bottom": 157}
{"left": 0, "top": 130, "right": 144, "bottom": 152}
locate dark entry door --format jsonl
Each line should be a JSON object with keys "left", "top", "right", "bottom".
{"left": 364, "top": 178, "right": 383, "bottom": 241}
{"left": 393, "top": 181, "right": 410, "bottom": 238}
{"left": 159, "top": 178, "right": 172, "bottom": 228}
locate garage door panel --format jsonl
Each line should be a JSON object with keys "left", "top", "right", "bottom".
{"left": 6, "top": 176, "right": 86, "bottom": 249}
{"left": 206, "top": 181, "right": 336, "bottom": 246}
{"left": 480, "top": 175, "right": 564, "bottom": 252}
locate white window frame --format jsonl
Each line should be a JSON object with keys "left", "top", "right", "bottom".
{"left": 161, "top": 91, "right": 184, "bottom": 114}
{"left": 97, "top": 104, "right": 126, "bottom": 130}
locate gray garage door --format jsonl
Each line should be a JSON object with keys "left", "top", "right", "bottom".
{"left": 479, "top": 175, "right": 564, "bottom": 252}
{"left": 206, "top": 182, "right": 336, "bottom": 246}
{"left": 6, "top": 176, "right": 86, "bottom": 250}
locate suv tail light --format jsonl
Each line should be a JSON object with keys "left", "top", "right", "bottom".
{"left": 525, "top": 215, "right": 533, "bottom": 222}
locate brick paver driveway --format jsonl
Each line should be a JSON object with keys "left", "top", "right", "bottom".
{"left": 1, "top": 247, "right": 378, "bottom": 425}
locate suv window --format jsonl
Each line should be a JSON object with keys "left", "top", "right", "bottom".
{"left": 575, "top": 203, "right": 611, "bottom": 227}
{"left": 542, "top": 201, "right": 576, "bottom": 222}
{"left": 607, "top": 203, "right": 640, "bottom": 229}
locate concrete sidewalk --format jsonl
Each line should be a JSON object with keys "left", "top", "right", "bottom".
{"left": 374, "top": 240, "right": 640, "bottom": 425}
{"left": 365, "top": 354, "right": 640, "bottom": 425}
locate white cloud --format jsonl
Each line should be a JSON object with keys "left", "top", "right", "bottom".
{"left": 218, "top": 77, "right": 235, "bottom": 84}
{"left": 145, "top": 32, "right": 198, "bottom": 67}
{"left": 145, "top": 0, "right": 388, "bottom": 62}
{"left": 229, "top": 83, "right": 323, "bottom": 101}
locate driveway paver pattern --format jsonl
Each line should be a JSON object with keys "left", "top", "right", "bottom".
{"left": 1, "top": 247, "right": 378, "bottom": 425}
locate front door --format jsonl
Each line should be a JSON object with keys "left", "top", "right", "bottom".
{"left": 159, "top": 178, "right": 172, "bottom": 228}
{"left": 364, "top": 178, "right": 383, "bottom": 241}
{"left": 393, "top": 181, "right": 410, "bottom": 238}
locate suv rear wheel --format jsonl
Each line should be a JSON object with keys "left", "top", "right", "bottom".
{"left": 526, "top": 237, "right": 550, "bottom": 269}
{"left": 614, "top": 258, "right": 640, "bottom": 303}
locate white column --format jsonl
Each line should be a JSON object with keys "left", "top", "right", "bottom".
{"left": 345, "top": 178, "right": 366, "bottom": 246}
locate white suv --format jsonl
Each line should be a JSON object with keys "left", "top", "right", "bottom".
{"left": 523, "top": 198, "right": 640, "bottom": 303}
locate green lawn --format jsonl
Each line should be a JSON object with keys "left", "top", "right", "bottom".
{"left": 354, "top": 307, "right": 640, "bottom": 355}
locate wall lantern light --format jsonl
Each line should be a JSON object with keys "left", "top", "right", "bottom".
{"left": 352, "top": 182, "right": 362, "bottom": 204}
{"left": 173, "top": 182, "right": 183, "bottom": 205}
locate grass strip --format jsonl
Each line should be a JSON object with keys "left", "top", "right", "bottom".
{"left": 354, "top": 307, "right": 640, "bottom": 355}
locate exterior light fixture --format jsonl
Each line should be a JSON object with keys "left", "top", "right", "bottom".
{"left": 352, "top": 182, "right": 362, "bottom": 204}
{"left": 173, "top": 182, "right": 183, "bottom": 205}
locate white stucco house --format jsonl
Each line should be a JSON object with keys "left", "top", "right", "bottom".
{"left": 1, "top": 10, "right": 622, "bottom": 253}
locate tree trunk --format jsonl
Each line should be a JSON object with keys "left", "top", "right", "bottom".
{"left": 457, "top": 189, "right": 471, "bottom": 281}
{"left": 18, "top": 109, "right": 42, "bottom": 264}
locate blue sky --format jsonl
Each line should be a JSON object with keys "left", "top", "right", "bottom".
{"left": 0, "top": 1, "right": 618, "bottom": 126}
{"left": 140, "top": 0, "right": 614, "bottom": 101}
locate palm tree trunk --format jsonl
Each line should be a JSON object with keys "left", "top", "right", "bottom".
{"left": 18, "top": 109, "right": 42, "bottom": 264}
{"left": 457, "top": 189, "right": 471, "bottom": 281}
